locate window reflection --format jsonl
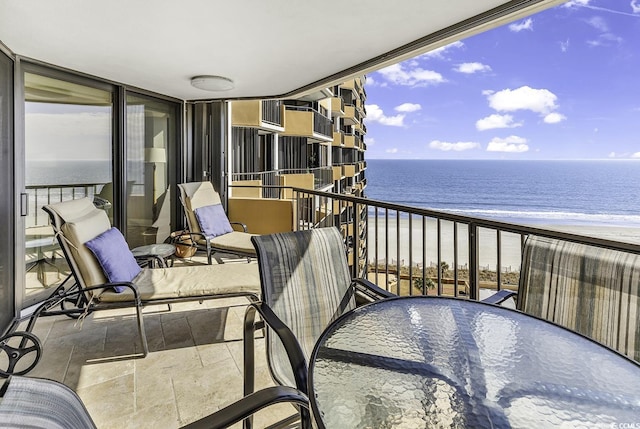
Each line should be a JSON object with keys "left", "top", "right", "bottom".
{"left": 126, "top": 94, "right": 176, "bottom": 248}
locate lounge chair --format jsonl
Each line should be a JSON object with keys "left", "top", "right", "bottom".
{"left": 243, "top": 227, "right": 393, "bottom": 428}
{"left": 0, "top": 375, "right": 308, "bottom": 429}
{"left": 30, "top": 197, "right": 260, "bottom": 363}
{"left": 178, "top": 181, "right": 257, "bottom": 264}
{"left": 485, "top": 234, "right": 640, "bottom": 362}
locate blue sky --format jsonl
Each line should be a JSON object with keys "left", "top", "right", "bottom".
{"left": 363, "top": 0, "right": 640, "bottom": 160}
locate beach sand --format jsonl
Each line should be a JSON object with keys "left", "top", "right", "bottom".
{"left": 366, "top": 217, "right": 640, "bottom": 271}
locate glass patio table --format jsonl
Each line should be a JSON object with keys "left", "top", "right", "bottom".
{"left": 309, "top": 296, "right": 640, "bottom": 428}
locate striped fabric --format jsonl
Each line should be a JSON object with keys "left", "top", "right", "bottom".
{"left": 252, "top": 227, "right": 356, "bottom": 388}
{"left": 0, "top": 376, "right": 96, "bottom": 428}
{"left": 519, "top": 235, "right": 640, "bottom": 362}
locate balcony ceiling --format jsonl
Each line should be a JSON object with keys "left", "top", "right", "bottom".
{"left": 0, "top": 0, "right": 564, "bottom": 101}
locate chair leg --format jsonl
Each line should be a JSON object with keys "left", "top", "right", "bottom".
{"left": 135, "top": 303, "right": 149, "bottom": 357}
{"left": 243, "top": 306, "right": 258, "bottom": 429}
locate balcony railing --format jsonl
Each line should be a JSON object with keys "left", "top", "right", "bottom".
{"left": 231, "top": 167, "right": 334, "bottom": 197}
{"left": 284, "top": 187, "right": 640, "bottom": 300}
{"left": 261, "top": 100, "right": 282, "bottom": 126}
{"left": 313, "top": 111, "right": 332, "bottom": 138}
{"left": 25, "top": 183, "right": 105, "bottom": 227}
{"left": 282, "top": 105, "right": 333, "bottom": 139}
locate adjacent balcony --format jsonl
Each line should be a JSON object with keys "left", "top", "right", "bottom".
{"left": 230, "top": 99, "right": 284, "bottom": 133}
{"left": 281, "top": 105, "right": 332, "bottom": 142}
{"left": 332, "top": 130, "right": 344, "bottom": 147}
{"left": 343, "top": 104, "right": 359, "bottom": 126}
{"left": 330, "top": 96, "right": 345, "bottom": 117}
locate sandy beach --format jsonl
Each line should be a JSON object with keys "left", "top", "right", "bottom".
{"left": 366, "top": 217, "right": 640, "bottom": 271}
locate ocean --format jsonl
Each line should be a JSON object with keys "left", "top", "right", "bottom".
{"left": 365, "top": 160, "right": 640, "bottom": 228}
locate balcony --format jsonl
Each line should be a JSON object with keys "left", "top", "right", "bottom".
{"left": 343, "top": 133, "right": 356, "bottom": 148}
{"left": 231, "top": 99, "right": 284, "bottom": 133}
{"left": 332, "top": 131, "right": 344, "bottom": 147}
{"left": 17, "top": 184, "right": 640, "bottom": 427}
{"left": 343, "top": 104, "right": 359, "bottom": 126}
{"left": 330, "top": 96, "right": 345, "bottom": 117}
{"left": 281, "top": 106, "right": 332, "bottom": 142}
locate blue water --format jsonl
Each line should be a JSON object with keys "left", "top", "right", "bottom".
{"left": 365, "top": 160, "right": 640, "bottom": 227}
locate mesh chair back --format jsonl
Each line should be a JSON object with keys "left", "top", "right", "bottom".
{"left": 519, "top": 235, "right": 640, "bottom": 362}
{"left": 251, "top": 227, "right": 356, "bottom": 387}
{"left": 0, "top": 376, "right": 97, "bottom": 429}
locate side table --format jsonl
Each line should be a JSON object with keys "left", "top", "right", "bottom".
{"left": 131, "top": 243, "right": 176, "bottom": 268}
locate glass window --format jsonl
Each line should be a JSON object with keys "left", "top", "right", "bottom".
{"left": 24, "top": 72, "right": 112, "bottom": 307}
{"left": 126, "top": 94, "right": 177, "bottom": 248}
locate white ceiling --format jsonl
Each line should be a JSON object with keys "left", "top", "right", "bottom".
{"left": 0, "top": 0, "right": 565, "bottom": 101}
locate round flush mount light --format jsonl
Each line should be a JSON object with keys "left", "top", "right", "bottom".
{"left": 190, "top": 75, "right": 235, "bottom": 91}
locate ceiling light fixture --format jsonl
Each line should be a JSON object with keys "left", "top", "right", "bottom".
{"left": 190, "top": 75, "right": 234, "bottom": 91}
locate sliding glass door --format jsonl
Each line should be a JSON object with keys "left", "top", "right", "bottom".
{"left": 126, "top": 94, "right": 178, "bottom": 248}
{"left": 23, "top": 70, "right": 113, "bottom": 307}
{"left": 0, "top": 50, "right": 14, "bottom": 331}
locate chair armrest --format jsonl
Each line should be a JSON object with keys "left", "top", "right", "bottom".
{"left": 244, "top": 302, "right": 308, "bottom": 393}
{"left": 353, "top": 278, "right": 395, "bottom": 304}
{"left": 481, "top": 289, "right": 518, "bottom": 305}
{"left": 230, "top": 221, "right": 248, "bottom": 233}
{"left": 180, "top": 386, "right": 309, "bottom": 429}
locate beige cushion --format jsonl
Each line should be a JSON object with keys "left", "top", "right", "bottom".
{"left": 179, "top": 182, "right": 222, "bottom": 234}
{"left": 194, "top": 230, "right": 257, "bottom": 255}
{"left": 60, "top": 207, "right": 111, "bottom": 287}
{"left": 98, "top": 263, "right": 260, "bottom": 302}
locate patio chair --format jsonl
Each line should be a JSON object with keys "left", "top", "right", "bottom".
{"left": 486, "top": 234, "right": 640, "bottom": 362}
{"left": 0, "top": 375, "right": 308, "bottom": 429}
{"left": 178, "top": 181, "right": 257, "bottom": 264}
{"left": 243, "top": 227, "right": 393, "bottom": 428}
{"left": 25, "top": 197, "right": 260, "bottom": 364}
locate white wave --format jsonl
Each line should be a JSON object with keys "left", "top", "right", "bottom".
{"left": 433, "top": 208, "right": 640, "bottom": 226}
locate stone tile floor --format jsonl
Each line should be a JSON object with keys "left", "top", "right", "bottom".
{"left": 15, "top": 258, "right": 297, "bottom": 428}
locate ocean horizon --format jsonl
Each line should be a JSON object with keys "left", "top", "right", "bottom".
{"left": 365, "top": 159, "right": 640, "bottom": 228}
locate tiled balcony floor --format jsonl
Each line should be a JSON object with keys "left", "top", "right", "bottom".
{"left": 16, "top": 260, "right": 297, "bottom": 428}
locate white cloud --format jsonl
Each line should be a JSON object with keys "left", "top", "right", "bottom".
{"left": 365, "top": 104, "right": 405, "bottom": 127}
{"left": 586, "top": 16, "right": 609, "bottom": 32}
{"left": 543, "top": 112, "right": 567, "bottom": 124}
{"left": 394, "top": 103, "right": 421, "bottom": 113}
{"left": 429, "top": 140, "right": 481, "bottom": 152}
{"left": 364, "top": 137, "right": 375, "bottom": 145}
{"left": 560, "top": 39, "right": 570, "bottom": 52}
{"left": 563, "top": 0, "right": 590, "bottom": 8}
{"left": 487, "top": 86, "right": 559, "bottom": 115}
{"left": 365, "top": 76, "right": 378, "bottom": 87}
{"left": 486, "top": 136, "right": 529, "bottom": 153}
{"left": 608, "top": 152, "right": 617, "bottom": 158}
{"left": 476, "top": 114, "right": 522, "bottom": 131}
{"left": 587, "top": 32, "right": 623, "bottom": 47}
{"left": 385, "top": 148, "right": 399, "bottom": 154}
{"left": 377, "top": 63, "right": 445, "bottom": 87}
{"left": 509, "top": 18, "right": 533, "bottom": 32}
{"left": 416, "top": 41, "right": 464, "bottom": 60}
{"left": 454, "top": 62, "right": 492, "bottom": 74}
{"left": 633, "top": 0, "right": 640, "bottom": 13}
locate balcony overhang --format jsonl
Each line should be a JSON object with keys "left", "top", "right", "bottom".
{"left": 0, "top": 0, "right": 565, "bottom": 101}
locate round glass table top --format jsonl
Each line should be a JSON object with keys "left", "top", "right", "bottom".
{"left": 309, "top": 296, "right": 640, "bottom": 429}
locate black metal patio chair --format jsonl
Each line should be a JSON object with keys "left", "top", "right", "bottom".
{"left": 243, "top": 227, "right": 393, "bottom": 428}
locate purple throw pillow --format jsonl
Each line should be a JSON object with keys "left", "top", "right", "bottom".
{"left": 84, "top": 227, "right": 141, "bottom": 292}
{"left": 194, "top": 204, "right": 234, "bottom": 238}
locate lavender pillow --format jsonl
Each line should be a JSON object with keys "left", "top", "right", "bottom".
{"left": 194, "top": 204, "right": 234, "bottom": 238}
{"left": 84, "top": 227, "right": 141, "bottom": 292}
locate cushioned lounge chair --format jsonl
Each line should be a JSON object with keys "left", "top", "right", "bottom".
{"left": 37, "top": 197, "right": 260, "bottom": 360}
{"left": 178, "top": 181, "right": 257, "bottom": 264}
{"left": 0, "top": 375, "right": 308, "bottom": 429}
{"left": 243, "top": 227, "right": 393, "bottom": 428}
